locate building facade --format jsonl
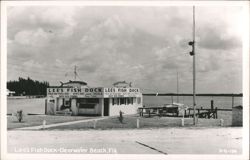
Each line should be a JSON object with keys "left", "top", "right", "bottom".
{"left": 45, "top": 81, "right": 143, "bottom": 116}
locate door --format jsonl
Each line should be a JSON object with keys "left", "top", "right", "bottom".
{"left": 104, "top": 98, "right": 109, "bottom": 116}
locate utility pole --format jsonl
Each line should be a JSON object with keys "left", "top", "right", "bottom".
{"left": 177, "top": 71, "right": 179, "bottom": 103}
{"left": 192, "top": 6, "right": 196, "bottom": 125}
{"left": 188, "top": 6, "right": 196, "bottom": 125}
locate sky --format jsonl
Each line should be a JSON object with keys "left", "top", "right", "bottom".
{"left": 7, "top": 5, "right": 243, "bottom": 93}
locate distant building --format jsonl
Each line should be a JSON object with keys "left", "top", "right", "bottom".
{"left": 46, "top": 81, "right": 143, "bottom": 116}
{"left": 232, "top": 105, "right": 243, "bottom": 126}
{"left": 7, "top": 89, "right": 15, "bottom": 96}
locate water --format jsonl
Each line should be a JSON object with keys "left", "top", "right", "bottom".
{"left": 143, "top": 96, "right": 242, "bottom": 109}
{"left": 7, "top": 98, "right": 46, "bottom": 114}
{"left": 7, "top": 96, "right": 242, "bottom": 115}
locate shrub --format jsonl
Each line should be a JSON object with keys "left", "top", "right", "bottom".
{"left": 16, "top": 110, "right": 23, "bottom": 122}
{"left": 118, "top": 110, "right": 124, "bottom": 123}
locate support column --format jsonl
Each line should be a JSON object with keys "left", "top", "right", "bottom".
{"left": 45, "top": 99, "right": 47, "bottom": 114}
{"left": 100, "top": 98, "right": 104, "bottom": 116}
{"left": 54, "top": 98, "right": 58, "bottom": 114}
{"left": 58, "top": 98, "right": 63, "bottom": 111}
{"left": 109, "top": 98, "right": 112, "bottom": 116}
{"left": 71, "top": 99, "right": 78, "bottom": 116}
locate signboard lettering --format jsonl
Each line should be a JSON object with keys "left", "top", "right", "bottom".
{"left": 47, "top": 87, "right": 141, "bottom": 98}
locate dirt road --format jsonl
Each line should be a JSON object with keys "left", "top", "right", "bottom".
{"left": 7, "top": 127, "right": 242, "bottom": 154}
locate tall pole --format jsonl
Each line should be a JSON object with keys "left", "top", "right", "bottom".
{"left": 192, "top": 6, "right": 196, "bottom": 125}
{"left": 177, "top": 71, "right": 179, "bottom": 103}
{"left": 74, "top": 65, "right": 77, "bottom": 81}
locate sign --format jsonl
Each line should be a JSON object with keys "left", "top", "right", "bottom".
{"left": 103, "top": 88, "right": 140, "bottom": 98}
{"left": 47, "top": 87, "right": 103, "bottom": 98}
{"left": 47, "top": 87, "right": 141, "bottom": 98}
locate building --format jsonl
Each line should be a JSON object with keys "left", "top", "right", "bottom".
{"left": 7, "top": 89, "right": 15, "bottom": 96}
{"left": 232, "top": 105, "right": 243, "bottom": 126}
{"left": 45, "top": 81, "right": 143, "bottom": 116}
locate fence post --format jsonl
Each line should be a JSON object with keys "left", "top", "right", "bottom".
{"left": 93, "top": 120, "right": 97, "bottom": 129}
{"left": 215, "top": 107, "right": 218, "bottom": 119}
{"left": 137, "top": 118, "right": 140, "bottom": 128}
{"left": 45, "top": 99, "right": 47, "bottom": 115}
{"left": 181, "top": 118, "right": 184, "bottom": 126}
{"left": 211, "top": 100, "right": 214, "bottom": 110}
{"left": 220, "top": 119, "right": 224, "bottom": 126}
{"left": 42, "top": 120, "right": 46, "bottom": 129}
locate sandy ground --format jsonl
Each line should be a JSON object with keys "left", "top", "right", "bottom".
{"left": 7, "top": 127, "right": 242, "bottom": 154}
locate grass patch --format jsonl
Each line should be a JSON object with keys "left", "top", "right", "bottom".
{"left": 7, "top": 115, "right": 95, "bottom": 130}
{"left": 46, "top": 115, "right": 228, "bottom": 130}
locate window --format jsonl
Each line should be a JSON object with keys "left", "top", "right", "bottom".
{"left": 78, "top": 98, "right": 99, "bottom": 104}
{"left": 127, "top": 97, "right": 133, "bottom": 105}
{"left": 65, "top": 100, "right": 71, "bottom": 106}
{"left": 130, "top": 97, "right": 134, "bottom": 104}
{"left": 133, "top": 97, "right": 136, "bottom": 104}
{"left": 77, "top": 98, "right": 99, "bottom": 109}
{"left": 112, "top": 98, "right": 118, "bottom": 105}
{"left": 86, "top": 98, "right": 99, "bottom": 103}
{"left": 79, "top": 103, "right": 95, "bottom": 109}
{"left": 120, "top": 98, "right": 125, "bottom": 105}
{"left": 113, "top": 98, "right": 135, "bottom": 105}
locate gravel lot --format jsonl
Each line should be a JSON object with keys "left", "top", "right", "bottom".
{"left": 8, "top": 127, "right": 242, "bottom": 154}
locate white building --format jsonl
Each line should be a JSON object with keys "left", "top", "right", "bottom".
{"left": 45, "top": 81, "right": 143, "bottom": 116}
{"left": 7, "top": 89, "right": 15, "bottom": 96}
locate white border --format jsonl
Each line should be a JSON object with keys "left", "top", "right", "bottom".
{"left": 1, "top": 1, "right": 249, "bottom": 160}
{"left": 242, "top": 2, "right": 250, "bottom": 160}
{"left": 1, "top": 1, "right": 8, "bottom": 159}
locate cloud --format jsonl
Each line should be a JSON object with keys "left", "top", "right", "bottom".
{"left": 23, "top": 60, "right": 44, "bottom": 69}
{"left": 80, "top": 15, "right": 135, "bottom": 50}
{"left": 14, "top": 28, "right": 51, "bottom": 47}
{"left": 6, "top": 6, "right": 243, "bottom": 93}
{"left": 198, "top": 26, "right": 241, "bottom": 50}
{"left": 8, "top": 6, "right": 76, "bottom": 40}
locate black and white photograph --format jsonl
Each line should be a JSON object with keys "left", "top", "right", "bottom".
{"left": 1, "top": 1, "right": 249, "bottom": 160}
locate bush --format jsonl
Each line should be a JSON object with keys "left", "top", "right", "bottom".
{"left": 16, "top": 110, "right": 23, "bottom": 122}
{"left": 118, "top": 111, "right": 124, "bottom": 123}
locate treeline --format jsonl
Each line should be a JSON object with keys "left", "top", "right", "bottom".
{"left": 7, "top": 77, "right": 49, "bottom": 96}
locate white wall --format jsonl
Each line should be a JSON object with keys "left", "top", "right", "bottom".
{"left": 109, "top": 98, "right": 142, "bottom": 116}
{"left": 46, "top": 101, "right": 55, "bottom": 115}
{"left": 232, "top": 107, "right": 242, "bottom": 126}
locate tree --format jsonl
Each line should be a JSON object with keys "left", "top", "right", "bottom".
{"left": 7, "top": 77, "right": 50, "bottom": 96}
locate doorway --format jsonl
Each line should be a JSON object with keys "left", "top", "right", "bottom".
{"left": 104, "top": 98, "right": 109, "bottom": 116}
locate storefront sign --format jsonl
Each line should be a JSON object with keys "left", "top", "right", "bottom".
{"left": 103, "top": 88, "right": 140, "bottom": 98}
{"left": 47, "top": 87, "right": 141, "bottom": 98}
{"left": 47, "top": 87, "right": 103, "bottom": 98}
